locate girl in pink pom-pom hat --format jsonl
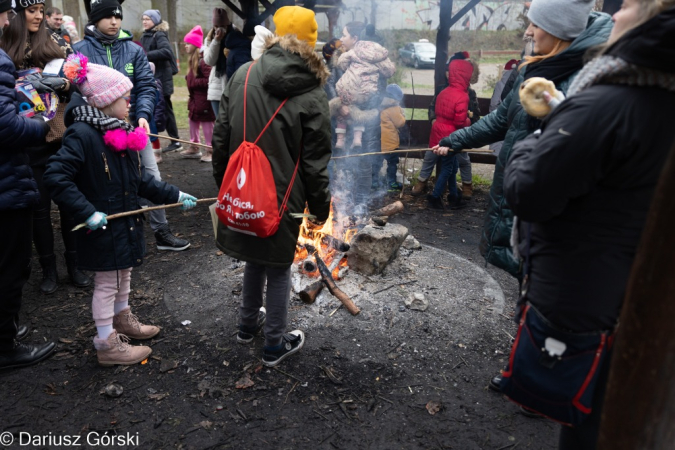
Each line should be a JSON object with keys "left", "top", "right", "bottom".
{"left": 43, "top": 53, "right": 199, "bottom": 367}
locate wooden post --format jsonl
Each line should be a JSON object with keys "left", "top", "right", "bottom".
{"left": 62, "top": 0, "right": 80, "bottom": 34}
{"left": 434, "top": 0, "right": 452, "bottom": 96}
{"left": 597, "top": 140, "right": 675, "bottom": 450}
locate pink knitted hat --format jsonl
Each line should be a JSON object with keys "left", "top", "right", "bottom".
{"left": 184, "top": 25, "right": 203, "bottom": 49}
{"left": 64, "top": 53, "right": 133, "bottom": 109}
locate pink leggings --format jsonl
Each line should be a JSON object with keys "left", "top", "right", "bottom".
{"left": 91, "top": 268, "right": 132, "bottom": 327}
{"left": 189, "top": 119, "right": 214, "bottom": 146}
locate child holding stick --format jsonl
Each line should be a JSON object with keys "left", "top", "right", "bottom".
{"left": 44, "top": 54, "right": 198, "bottom": 366}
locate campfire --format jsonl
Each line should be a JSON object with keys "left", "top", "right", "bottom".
{"left": 294, "top": 205, "right": 360, "bottom": 314}
{"left": 293, "top": 201, "right": 406, "bottom": 316}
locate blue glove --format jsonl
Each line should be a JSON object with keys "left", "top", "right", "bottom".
{"left": 178, "top": 191, "right": 197, "bottom": 210}
{"left": 85, "top": 211, "right": 107, "bottom": 230}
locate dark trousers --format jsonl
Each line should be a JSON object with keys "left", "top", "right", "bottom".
{"left": 0, "top": 208, "right": 32, "bottom": 351}
{"left": 240, "top": 262, "right": 291, "bottom": 349}
{"left": 31, "top": 164, "right": 77, "bottom": 259}
{"left": 371, "top": 153, "right": 400, "bottom": 185}
{"left": 431, "top": 154, "right": 459, "bottom": 198}
{"left": 164, "top": 95, "right": 180, "bottom": 139}
{"left": 558, "top": 352, "right": 612, "bottom": 450}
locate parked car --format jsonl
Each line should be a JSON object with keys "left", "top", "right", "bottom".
{"left": 398, "top": 40, "right": 436, "bottom": 69}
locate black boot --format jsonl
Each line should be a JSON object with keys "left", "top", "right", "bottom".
{"left": 64, "top": 251, "right": 92, "bottom": 288}
{"left": 39, "top": 254, "right": 58, "bottom": 295}
{"left": 154, "top": 224, "right": 190, "bottom": 251}
{"left": 0, "top": 341, "right": 56, "bottom": 370}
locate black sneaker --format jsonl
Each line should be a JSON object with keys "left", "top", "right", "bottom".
{"left": 447, "top": 193, "right": 468, "bottom": 210}
{"left": 154, "top": 224, "right": 190, "bottom": 251}
{"left": 237, "top": 307, "right": 267, "bottom": 344}
{"left": 162, "top": 141, "right": 183, "bottom": 153}
{"left": 488, "top": 373, "right": 502, "bottom": 392}
{"left": 262, "top": 330, "right": 305, "bottom": 367}
{"left": 426, "top": 194, "right": 445, "bottom": 210}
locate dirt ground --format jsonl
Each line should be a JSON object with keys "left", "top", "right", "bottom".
{"left": 0, "top": 144, "right": 560, "bottom": 449}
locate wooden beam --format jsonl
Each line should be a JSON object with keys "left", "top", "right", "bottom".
{"left": 434, "top": 0, "right": 453, "bottom": 96}
{"left": 221, "top": 0, "right": 245, "bottom": 19}
{"left": 597, "top": 139, "right": 675, "bottom": 450}
{"left": 449, "top": 0, "right": 482, "bottom": 29}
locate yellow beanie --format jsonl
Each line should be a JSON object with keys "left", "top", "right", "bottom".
{"left": 273, "top": 6, "right": 318, "bottom": 50}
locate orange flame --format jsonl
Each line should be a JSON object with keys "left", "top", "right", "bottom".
{"left": 295, "top": 202, "right": 356, "bottom": 279}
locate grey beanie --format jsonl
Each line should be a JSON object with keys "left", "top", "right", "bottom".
{"left": 143, "top": 9, "right": 161, "bottom": 26}
{"left": 527, "top": 0, "right": 594, "bottom": 41}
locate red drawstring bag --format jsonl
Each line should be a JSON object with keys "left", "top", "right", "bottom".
{"left": 216, "top": 63, "right": 298, "bottom": 237}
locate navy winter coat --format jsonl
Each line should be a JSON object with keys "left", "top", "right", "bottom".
{"left": 43, "top": 94, "right": 179, "bottom": 271}
{"left": 74, "top": 28, "right": 156, "bottom": 125}
{"left": 224, "top": 30, "right": 252, "bottom": 79}
{"left": 0, "top": 49, "right": 48, "bottom": 212}
{"left": 154, "top": 79, "right": 166, "bottom": 132}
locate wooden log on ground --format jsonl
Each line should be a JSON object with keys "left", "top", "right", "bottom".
{"left": 299, "top": 281, "right": 324, "bottom": 304}
{"left": 370, "top": 201, "right": 404, "bottom": 217}
{"left": 305, "top": 244, "right": 360, "bottom": 315}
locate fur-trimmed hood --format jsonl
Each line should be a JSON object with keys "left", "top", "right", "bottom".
{"left": 259, "top": 34, "right": 330, "bottom": 97}
{"left": 151, "top": 21, "right": 170, "bottom": 33}
{"left": 380, "top": 96, "right": 400, "bottom": 110}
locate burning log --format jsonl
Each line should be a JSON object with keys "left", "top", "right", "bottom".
{"left": 300, "top": 259, "right": 317, "bottom": 273}
{"left": 299, "top": 281, "right": 324, "bottom": 304}
{"left": 370, "top": 201, "right": 404, "bottom": 217}
{"left": 305, "top": 244, "right": 360, "bottom": 315}
{"left": 322, "top": 235, "right": 350, "bottom": 252}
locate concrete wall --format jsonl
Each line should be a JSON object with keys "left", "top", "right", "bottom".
{"left": 52, "top": 0, "right": 527, "bottom": 44}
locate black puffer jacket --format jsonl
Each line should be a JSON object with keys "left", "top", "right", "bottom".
{"left": 140, "top": 21, "right": 175, "bottom": 96}
{"left": 0, "top": 49, "right": 48, "bottom": 211}
{"left": 504, "top": 9, "right": 675, "bottom": 332}
{"left": 43, "top": 94, "right": 179, "bottom": 271}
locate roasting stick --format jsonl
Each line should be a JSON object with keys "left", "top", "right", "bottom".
{"left": 148, "top": 133, "right": 212, "bottom": 149}
{"left": 71, "top": 198, "right": 218, "bottom": 231}
{"left": 148, "top": 134, "right": 494, "bottom": 159}
{"left": 330, "top": 147, "right": 494, "bottom": 159}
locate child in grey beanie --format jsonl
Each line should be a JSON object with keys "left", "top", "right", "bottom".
{"left": 527, "top": 0, "right": 595, "bottom": 41}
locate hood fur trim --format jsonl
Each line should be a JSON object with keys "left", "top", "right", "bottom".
{"left": 263, "top": 34, "right": 329, "bottom": 86}
{"left": 380, "top": 97, "right": 400, "bottom": 109}
{"left": 153, "top": 21, "right": 170, "bottom": 33}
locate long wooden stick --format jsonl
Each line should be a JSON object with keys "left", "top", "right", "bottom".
{"left": 148, "top": 134, "right": 494, "bottom": 158}
{"left": 71, "top": 198, "right": 218, "bottom": 231}
{"left": 331, "top": 148, "right": 494, "bottom": 159}
{"left": 148, "top": 133, "right": 212, "bottom": 149}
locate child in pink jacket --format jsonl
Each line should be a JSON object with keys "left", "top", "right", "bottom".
{"left": 332, "top": 40, "right": 395, "bottom": 148}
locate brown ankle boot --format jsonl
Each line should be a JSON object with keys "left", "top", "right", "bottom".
{"left": 412, "top": 179, "right": 428, "bottom": 196}
{"left": 180, "top": 145, "right": 202, "bottom": 159}
{"left": 93, "top": 330, "right": 152, "bottom": 366}
{"left": 461, "top": 182, "right": 473, "bottom": 200}
{"left": 113, "top": 308, "right": 160, "bottom": 340}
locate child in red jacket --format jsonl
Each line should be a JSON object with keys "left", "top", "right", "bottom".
{"left": 427, "top": 52, "right": 473, "bottom": 210}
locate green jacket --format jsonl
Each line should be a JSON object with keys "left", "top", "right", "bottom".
{"left": 448, "top": 13, "right": 613, "bottom": 277}
{"left": 212, "top": 35, "right": 332, "bottom": 267}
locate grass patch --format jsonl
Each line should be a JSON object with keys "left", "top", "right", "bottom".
{"left": 173, "top": 100, "right": 189, "bottom": 129}
{"left": 405, "top": 108, "right": 429, "bottom": 121}
{"left": 458, "top": 172, "right": 492, "bottom": 187}
{"left": 172, "top": 60, "right": 189, "bottom": 88}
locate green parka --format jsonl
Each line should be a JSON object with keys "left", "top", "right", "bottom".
{"left": 446, "top": 13, "right": 613, "bottom": 277}
{"left": 212, "top": 35, "right": 332, "bottom": 267}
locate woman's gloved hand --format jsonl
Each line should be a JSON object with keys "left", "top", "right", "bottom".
{"left": 178, "top": 192, "right": 198, "bottom": 210}
{"left": 40, "top": 77, "right": 70, "bottom": 92}
{"left": 85, "top": 212, "right": 108, "bottom": 230}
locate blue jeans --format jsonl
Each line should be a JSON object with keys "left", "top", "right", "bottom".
{"left": 371, "top": 153, "right": 400, "bottom": 184}
{"left": 431, "top": 154, "right": 459, "bottom": 198}
{"left": 211, "top": 101, "right": 220, "bottom": 116}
